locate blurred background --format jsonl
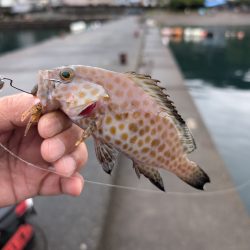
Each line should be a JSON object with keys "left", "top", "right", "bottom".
{"left": 0, "top": 0, "right": 250, "bottom": 250}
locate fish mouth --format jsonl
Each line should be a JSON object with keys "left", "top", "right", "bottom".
{"left": 78, "top": 102, "right": 97, "bottom": 117}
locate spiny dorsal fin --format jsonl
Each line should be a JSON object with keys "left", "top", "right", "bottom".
{"left": 126, "top": 72, "right": 196, "bottom": 154}
{"left": 94, "top": 138, "right": 119, "bottom": 175}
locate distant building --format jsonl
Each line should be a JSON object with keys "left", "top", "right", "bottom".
{"left": 0, "top": 0, "right": 159, "bottom": 7}
{"left": 0, "top": 0, "right": 15, "bottom": 7}
{"left": 0, "top": 0, "right": 61, "bottom": 8}
{"left": 142, "top": 0, "right": 157, "bottom": 6}
{"left": 117, "top": 0, "right": 158, "bottom": 6}
{"left": 0, "top": 0, "right": 62, "bottom": 13}
{"left": 62, "top": 0, "right": 157, "bottom": 5}
{"left": 62, "top": 0, "right": 117, "bottom": 5}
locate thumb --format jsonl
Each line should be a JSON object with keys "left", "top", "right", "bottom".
{"left": 0, "top": 93, "right": 37, "bottom": 132}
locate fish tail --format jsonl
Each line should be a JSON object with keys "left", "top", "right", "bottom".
{"left": 173, "top": 158, "right": 210, "bottom": 190}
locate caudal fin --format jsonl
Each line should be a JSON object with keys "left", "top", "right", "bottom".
{"left": 174, "top": 160, "right": 210, "bottom": 190}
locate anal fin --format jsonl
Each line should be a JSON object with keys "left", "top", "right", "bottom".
{"left": 94, "top": 139, "right": 119, "bottom": 175}
{"left": 133, "top": 162, "right": 141, "bottom": 179}
{"left": 133, "top": 162, "right": 165, "bottom": 192}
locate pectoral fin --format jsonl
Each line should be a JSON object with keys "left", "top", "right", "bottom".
{"left": 75, "top": 121, "right": 97, "bottom": 146}
{"left": 133, "top": 162, "right": 165, "bottom": 191}
{"left": 94, "top": 139, "right": 119, "bottom": 175}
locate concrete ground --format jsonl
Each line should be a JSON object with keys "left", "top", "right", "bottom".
{"left": 0, "top": 16, "right": 249, "bottom": 250}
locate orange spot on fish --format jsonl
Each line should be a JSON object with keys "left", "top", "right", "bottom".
{"left": 114, "top": 76, "right": 121, "bottom": 83}
{"left": 142, "top": 147, "right": 149, "bottom": 153}
{"left": 132, "top": 112, "right": 140, "bottom": 119}
{"left": 129, "top": 123, "right": 138, "bottom": 133}
{"left": 62, "top": 86, "right": 68, "bottom": 91}
{"left": 105, "top": 116, "right": 112, "bottom": 124}
{"left": 137, "top": 140, "right": 143, "bottom": 147}
{"left": 121, "top": 133, "right": 128, "bottom": 140}
{"left": 151, "top": 139, "right": 160, "bottom": 147}
{"left": 91, "top": 89, "right": 99, "bottom": 96}
{"left": 115, "top": 114, "right": 122, "bottom": 121}
{"left": 78, "top": 92, "right": 86, "bottom": 98}
{"left": 71, "top": 85, "right": 78, "bottom": 91}
{"left": 130, "top": 136, "right": 137, "bottom": 144}
{"left": 139, "top": 129, "right": 145, "bottom": 136}
{"left": 119, "top": 124, "right": 125, "bottom": 130}
{"left": 115, "top": 140, "right": 122, "bottom": 145}
{"left": 115, "top": 90, "right": 123, "bottom": 97}
{"left": 150, "top": 151, "right": 156, "bottom": 157}
{"left": 145, "top": 136, "right": 151, "bottom": 143}
{"left": 110, "top": 126, "right": 116, "bottom": 135}
{"left": 106, "top": 83, "right": 113, "bottom": 90}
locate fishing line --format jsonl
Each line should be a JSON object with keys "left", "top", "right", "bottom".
{"left": 84, "top": 179, "right": 161, "bottom": 193}
{"left": 1, "top": 141, "right": 250, "bottom": 197}
{"left": 0, "top": 142, "right": 71, "bottom": 178}
{"left": 84, "top": 178, "right": 250, "bottom": 196}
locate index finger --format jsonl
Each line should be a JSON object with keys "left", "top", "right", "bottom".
{"left": 0, "top": 93, "right": 37, "bottom": 132}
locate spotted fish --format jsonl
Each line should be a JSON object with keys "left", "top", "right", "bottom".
{"left": 24, "top": 65, "right": 210, "bottom": 191}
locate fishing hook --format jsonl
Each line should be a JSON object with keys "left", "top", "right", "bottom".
{"left": 0, "top": 76, "right": 34, "bottom": 95}
{"left": 0, "top": 77, "right": 64, "bottom": 95}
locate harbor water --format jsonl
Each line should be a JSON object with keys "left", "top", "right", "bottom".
{"left": 169, "top": 26, "right": 250, "bottom": 212}
{"left": 0, "top": 29, "right": 67, "bottom": 55}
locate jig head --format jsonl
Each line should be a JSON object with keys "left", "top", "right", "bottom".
{"left": 0, "top": 76, "right": 35, "bottom": 95}
{"left": 0, "top": 76, "right": 62, "bottom": 96}
{"left": 0, "top": 77, "right": 11, "bottom": 91}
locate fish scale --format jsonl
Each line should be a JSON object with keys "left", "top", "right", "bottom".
{"left": 24, "top": 65, "right": 210, "bottom": 191}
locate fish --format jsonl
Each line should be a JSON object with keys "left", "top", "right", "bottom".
{"left": 22, "top": 65, "right": 210, "bottom": 191}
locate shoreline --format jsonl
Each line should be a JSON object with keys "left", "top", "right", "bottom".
{"left": 1, "top": 10, "right": 250, "bottom": 30}
{"left": 148, "top": 11, "right": 250, "bottom": 26}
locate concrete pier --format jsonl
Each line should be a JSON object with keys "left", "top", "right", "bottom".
{"left": 98, "top": 25, "right": 250, "bottom": 250}
{"left": 0, "top": 16, "right": 249, "bottom": 250}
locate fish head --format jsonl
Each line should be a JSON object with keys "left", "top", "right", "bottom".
{"left": 37, "top": 65, "right": 109, "bottom": 119}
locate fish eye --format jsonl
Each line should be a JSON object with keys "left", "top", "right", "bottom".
{"left": 59, "top": 68, "right": 74, "bottom": 81}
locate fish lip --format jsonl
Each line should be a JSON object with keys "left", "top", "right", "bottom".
{"left": 78, "top": 102, "right": 97, "bottom": 117}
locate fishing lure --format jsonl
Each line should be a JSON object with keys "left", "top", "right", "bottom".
{"left": 19, "top": 66, "right": 210, "bottom": 191}
{"left": 0, "top": 77, "right": 9, "bottom": 91}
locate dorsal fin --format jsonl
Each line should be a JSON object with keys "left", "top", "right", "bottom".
{"left": 126, "top": 72, "right": 196, "bottom": 154}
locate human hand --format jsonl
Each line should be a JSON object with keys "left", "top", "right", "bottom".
{"left": 0, "top": 93, "right": 87, "bottom": 207}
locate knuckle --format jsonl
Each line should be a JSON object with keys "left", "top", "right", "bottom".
{"left": 39, "top": 115, "right": 52, "bottom": 137}
{"left": 78, "top": 143, "right": 88, "bottom": 166}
